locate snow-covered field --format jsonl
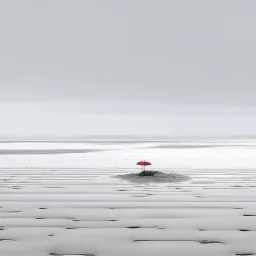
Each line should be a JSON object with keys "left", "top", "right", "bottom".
{"left": 1, "top": 140, "right": 256, "bottom": 256}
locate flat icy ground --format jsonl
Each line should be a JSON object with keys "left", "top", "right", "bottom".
{"left": 1, "top": 141, "right": 256, "bottom": 256}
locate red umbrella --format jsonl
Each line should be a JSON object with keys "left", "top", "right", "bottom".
{"left": 137, "top": 161, "right": 152, "bottom": 172}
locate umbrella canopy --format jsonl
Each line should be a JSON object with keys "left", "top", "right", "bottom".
{"left": 137, "top": 161, "right": 151, "bottom": 166}
{"left": 137, "top": 161, "right": 151, "bottom": 172}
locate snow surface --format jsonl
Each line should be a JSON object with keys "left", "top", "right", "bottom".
{"left": 0, "top": 140, "right": 256, "bottom": 256}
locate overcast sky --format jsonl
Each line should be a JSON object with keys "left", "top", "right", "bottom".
{"left": 0, "top": 0, "right": 256, "bottom": 137}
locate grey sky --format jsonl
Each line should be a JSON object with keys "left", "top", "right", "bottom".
{"left": 0, "top": 1, "right": 256, "bottom": 137}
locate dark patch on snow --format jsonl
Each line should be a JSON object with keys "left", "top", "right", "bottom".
{"left": 127, "top": 226, "right": 142, "bottom": 229}
{"left": 127, "top": 226, "right": 163, "bottom": 229}
{"left": 243, "top": 214, "right": 256, "bottom": 217}
{"left": 234, "top": 254, "right": 256, "bottom": 256}
{"left": 116, "top": 171, "right": 190, "bottom": 183}
{"left": 198, "top": 240, "right": 223, "bottom": 244}
{"left": 239, "top": 229, "right": 252, "bottom": 232}
{"left": 134, "top": 239, "right": 223, "bottom": 244}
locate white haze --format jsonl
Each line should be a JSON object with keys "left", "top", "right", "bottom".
{"left": 1, "top": 1, "right": 256, "bottom": 137}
